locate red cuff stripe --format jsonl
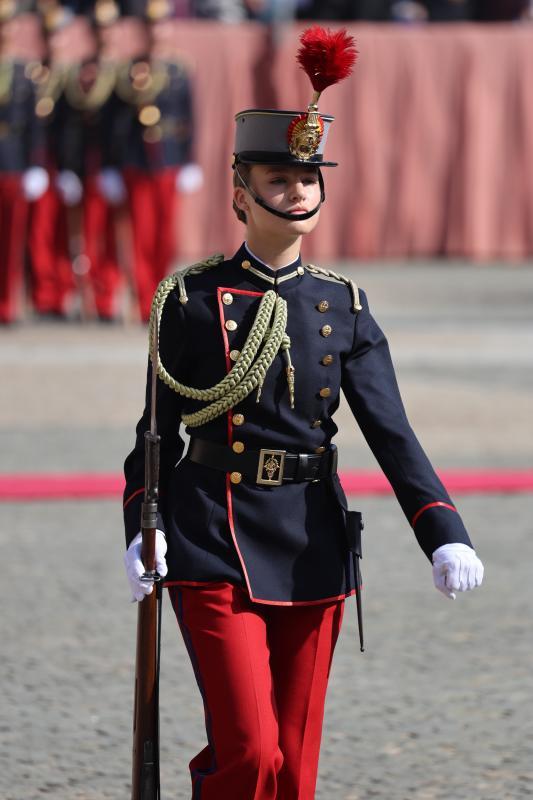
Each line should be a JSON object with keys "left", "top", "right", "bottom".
{"left": 411, "top": 501, "right": 457, "bottom": 527}
{"left": 123, "top": 487, "right": 144, "bottom": 510}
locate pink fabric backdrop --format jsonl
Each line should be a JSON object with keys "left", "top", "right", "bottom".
{"left": 171, "top": 22, "right": 533, "bottom": 261}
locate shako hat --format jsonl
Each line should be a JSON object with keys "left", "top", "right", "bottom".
{"left": 233, "top": 27, "right": 357, "bottom": 170}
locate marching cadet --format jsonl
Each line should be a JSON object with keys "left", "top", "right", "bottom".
{"left": 0, "top": 1, "right": 48, "bottom": 324}
{"left": 109, "top": 1, "right": 199, "bottom": 321}
{"left": 123, "top": 28, "right": 484, "bottom": 800}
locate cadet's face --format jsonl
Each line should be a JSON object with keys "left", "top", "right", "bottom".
{"left": 237, "top": 165, "right": 322, "bottom": 238}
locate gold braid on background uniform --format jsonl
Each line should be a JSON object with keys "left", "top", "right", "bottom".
{"left": 148, "top": 255, "right": 296, "bottom": 428}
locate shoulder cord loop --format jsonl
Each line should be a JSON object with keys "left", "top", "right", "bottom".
{"left": 305, "top": 264, "right": 362, "bottom": 313}
{"left": 148, "top": 255, "right": 294, "bottom": 428}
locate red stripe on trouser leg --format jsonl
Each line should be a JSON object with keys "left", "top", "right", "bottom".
{"left": 168, "top": 582, "right": 343, "bottom": 800}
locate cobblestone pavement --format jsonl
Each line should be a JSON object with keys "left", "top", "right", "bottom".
{"left": 1, "top": 263, "right": 532, "bottom": 799}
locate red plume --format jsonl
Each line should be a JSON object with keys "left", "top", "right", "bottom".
{"left": 296, "top": 26, "right": 358, "bottom": 94}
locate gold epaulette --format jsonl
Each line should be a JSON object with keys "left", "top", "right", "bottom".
{"left": 305, "top": 264, "right": 362, "bottom": 313}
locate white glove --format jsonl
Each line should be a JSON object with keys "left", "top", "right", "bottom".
{"left": 176, "top": 163, "right": 203, "bottom": 194}
{"left": 97, "top": 168, "right": 126, "bottom": 205}
{"left": 56, "top": 170, "right": 83, "bottom": 206}
{"left": 432, "top": 542, "right": 484, "bottom": 600}
{"left": 124, "top": 530, "right": 168, "bottom": 602}
{"left": 21, "top": 167, "right": 50, "bottom": 201}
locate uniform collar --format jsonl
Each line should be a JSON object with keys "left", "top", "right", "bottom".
{"left": 233, "top": 243, "right": 305, "bottom": 287}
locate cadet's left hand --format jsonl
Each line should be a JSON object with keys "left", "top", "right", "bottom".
{"left": 432, "top": 543, "right": 484, "bottom": 600}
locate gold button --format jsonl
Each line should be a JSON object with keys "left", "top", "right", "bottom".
{"left": 317, "top": 300, "right": 329, "bottom": 313}
{"left": 225, "top": 320, "right": 237, "bottom": 331}
{"left": 320, "top": 325, "right": 332, "bottom": 337}
{"left": 222, "top": 292, "right": 233, "bottom": 305}
{"left": 311, "top": 419, "right": 322, "bottom": 429}
{"left": 297, "top": 266, "right": 305, "bottom": 276}
{"left": 321, "top": 354, "right": 333, "bottom": 366}
{"left": 232, "top": 413, "right": 245, "bottom": 426}
{"left": 232, "top": 441, "right": 245, "bottom": 454}
{"left": 315, "top": 446, "right": 326, "bottom": 454}
{"left": 241, "top": 259, "right": 251, "bottom": 270}
{"left": 230, "top": 349, "right": 240, "bottom": 361}
{"left": 230, "top": 471, "right": 242, "bottom": 484}
{"left": 319, "top": 387, "right": 331, "bottom": 398}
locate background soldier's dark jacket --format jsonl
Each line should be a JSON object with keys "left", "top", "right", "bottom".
{"left": 112, "top": 59, "right": 194, "bottom": 171}
{"left": 124, "top": 245, "right": 472, "bottom": 605}
{"left": 0, "top": 61, "right": 42, "bottom": 173}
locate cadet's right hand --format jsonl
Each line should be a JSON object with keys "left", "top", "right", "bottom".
{"left": 124, "top": 530, "right": 168, "bottom": 602}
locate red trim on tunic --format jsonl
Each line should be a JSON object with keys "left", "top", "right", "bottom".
{"left": 164, "top": 580, "right": 222, "bottom": 587}
{"left": 123, "top": 486, "right": 144, "bottom": 509}
{"left": 216, "top": 286, "right": 264, "bottom": 601}
{"left": 164, "top": 580, "right": 357, "bottom": 606}
{"left": 411, "top": 501, "right": 457, "bottom": 528}
{"left": 211, "top": 285, "right": 354, "bottom": 607}
{"left": 218, "top": 286, "right": 265, "bottom": 298}
{"left": 246, "top": 587, "right": 356, "bottom": 607}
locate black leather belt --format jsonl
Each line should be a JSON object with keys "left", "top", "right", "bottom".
{"left": 187, "top": 438, "right": 338, "bottom": 485}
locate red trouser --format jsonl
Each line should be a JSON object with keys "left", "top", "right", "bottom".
{"left": 0, "top": 174, "right": 29, "bottom": 324}
{"left": 169, "top": 582, "right": 344, "bottom": 800}
{"left": 83, "top": 177, "right": 122, "bottom": 319}
{"left": 28, "top": 185, "right": 73, "bottom": 315}
{"left": 29, "top": 180, "right": 121, "bottom": 319}
{"left": 124, "top": 167, "right": 179, "bottom": 321}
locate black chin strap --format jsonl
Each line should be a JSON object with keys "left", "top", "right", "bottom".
{"left": 234, "top": 166, "right": 325, "bottom": 221}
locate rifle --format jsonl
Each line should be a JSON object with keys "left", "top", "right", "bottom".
{"left": 131, "top": 312, "right": 162, "bottom": 800}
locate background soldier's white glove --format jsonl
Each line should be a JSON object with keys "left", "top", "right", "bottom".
{"left": 21, "top": 167, "right": 50, "bottom": 201}
{"left": 176, "top": 163, "right": 203, "bottom": 194}
{"left": 432, "top": 542, "right": 484, "bottom": 600}
{"left": 124, "top": 530, "right": 168, "bottom": 602}
{"left": 97, "top": 168, "right": 126, "bottom": 205}
{"left": 56, "top": 170, "right": 83, "bottom": 206}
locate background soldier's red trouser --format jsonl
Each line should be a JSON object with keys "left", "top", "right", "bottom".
{"left": 169, "top": 582, "right": 344, "bottom": 800}
{"left": 124, "top": 167, "right": 179, "bottom": 322}
{"left": 0, "top": 175, "right": 28, "bottom": 323}
{"left": 28, "top": 185, "right": 73, "bottom": 315}
{"left": 83, "top": 177, "right": 122, "bottom": 318}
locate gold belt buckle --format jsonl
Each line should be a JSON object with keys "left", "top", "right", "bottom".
{"left": 257, "top": 449, "right": 286, "bottom": 486}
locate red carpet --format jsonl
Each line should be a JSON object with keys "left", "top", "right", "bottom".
{"left": 0, "top": 469, "right": 532, "bottom": 501}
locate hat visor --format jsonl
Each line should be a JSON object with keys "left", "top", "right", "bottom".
{"left": 236, "top": 152, "right": 337, "bottom": 168}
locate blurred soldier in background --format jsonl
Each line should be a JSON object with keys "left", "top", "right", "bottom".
{"left": 29, "top": 2, "right": 124, "bottom": 320}
{"left": 27, "top": 3, "right": 78, "bottom": 319}
{"left": 0, "top": 1, "right": 48, "bottom": 324}
{"left": 107, "top": 0, "right": 200, "bottom": 322}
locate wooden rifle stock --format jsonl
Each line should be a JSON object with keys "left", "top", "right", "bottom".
{"left": 131, "top": 431, "right": 161, "bottom": 800}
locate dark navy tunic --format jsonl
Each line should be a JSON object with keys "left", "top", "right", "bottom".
{"left": 124, "top": 244, "right": 472, "bottom": 605}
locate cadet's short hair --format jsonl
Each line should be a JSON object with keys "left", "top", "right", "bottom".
{"left": 232, "top": 164, "right": 253, "bottom": 224}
